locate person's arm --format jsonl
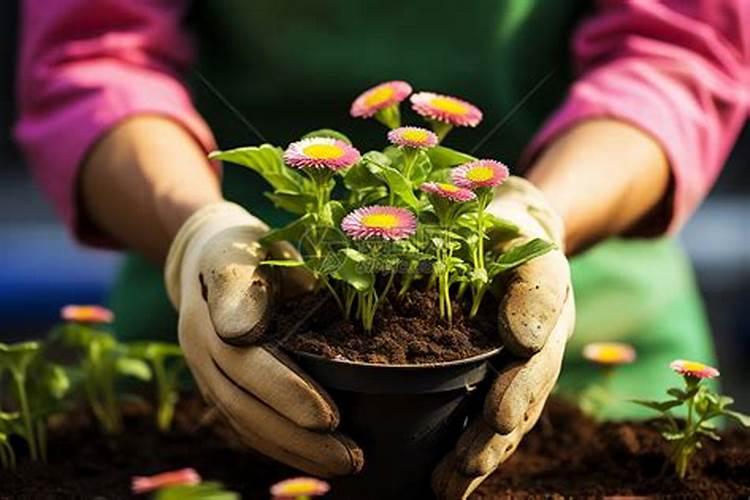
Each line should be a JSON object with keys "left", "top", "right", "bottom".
{"left": 14, "top": 0, "right": 217, "bottom": 257}
{"left": 523, "top": 0, "right": 750, "bottom": 254}
{"left": 81, "top": 116, "right": 222, "bottom": 262}
{"left": 527, "top": 119, "right": 669, "bottom": 253}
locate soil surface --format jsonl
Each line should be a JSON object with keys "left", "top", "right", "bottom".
{"left": 279, "top": 287, "right": 501, "bottom": 364}
{"left": 1, "top": 397, "right": 748, "bottom": 499}
{"left": 474, "top": 398, "right": 750, "bottom": 499}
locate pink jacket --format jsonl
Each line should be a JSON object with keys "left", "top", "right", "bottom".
{"left": 15, "top": 1, "right": 750, "bottom": 241}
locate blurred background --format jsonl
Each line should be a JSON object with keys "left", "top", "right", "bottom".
{"left": 1, "top": 3, "right": 748, "bottom": 411}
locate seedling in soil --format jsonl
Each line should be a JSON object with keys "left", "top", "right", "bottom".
{"left": 210, "top": 81, "right": 554, "bottom": 331}
{"left": 132, "top": 468, "right": 239, "bottom": 499}
{"left": 0, "top": 341, "right": 68, "bottom": 463}
{"left": 577, "top": 342, "right": 637, "bottom": 418}
{"left": 128, "top": 342, "right": 185, "bottom": 431}
{"left": 270, "top": 477, "right": 330, "bottom": 499}
{"left": 0, "top": 411, "right": 21, "bottom": 468}
{"left": 632, "top": 359, "right": 750, "bottom": 479}
{"left": 54, "top": 305, "right": 152, "bottom": 434}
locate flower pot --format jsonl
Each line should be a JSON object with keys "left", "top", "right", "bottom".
{"left": 291, "top": 346, "right": 502, "bottom": 499}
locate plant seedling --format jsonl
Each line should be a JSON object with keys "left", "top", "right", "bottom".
{"left": 0, "top": 411, "right": 21, "bottom": 468}
{"left": 577, "top": 342, "right": 637, "bottom": 418}
{"left": 632, "top": 359, "right": 750, "bottom": 479}
{"left": 128, "top": 342, "right": 185, "bottom": 431}
{"left": 211, "top": 82, "right": 554, "bottom": 332}
{"left": 132, "top": 468, "right": 239, "bottom": 499}
{"left": 53, "top": 312, "right": 151, "bottom": 434}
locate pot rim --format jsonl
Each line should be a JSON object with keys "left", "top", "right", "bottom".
{"left": 290, "top": 345, "right": 503, "bottom": 370}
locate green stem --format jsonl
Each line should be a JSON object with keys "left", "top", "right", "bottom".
{"left": 13, "top": 374, "right": 37, "bottom": 461}
{"left": 430, "top": 120, "right": 453, "bottom": 142}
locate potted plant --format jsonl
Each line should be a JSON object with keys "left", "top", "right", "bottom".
{"left": 209, "top": 81, "right": 555, "bottom": 498}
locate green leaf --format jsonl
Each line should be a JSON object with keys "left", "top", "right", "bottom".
{"left": 379, "top": 165, "right": 419, "bottom": 209}
{"left": 115, "top": 357, "right": 152, "bottom": 381}
{"left": 264, "top": 190, "right": 315, "bottom": 215}
{"left": 260, "top": 260, "right": 305, "bottom": 267}
{"left": 631, "top": 399, "right": 683, "bottom": 413}
{"left": 724, "top": 410, "right": 750, "bottom": 427}
{"left": 333, "top": 249, "right": 373, "bottom": 292}
{"left": 427, "top": 146, "right": 476, "bottom": 170}
{"left": 0, "top": 342, "right": 40, "bottom": 378}
{"left": 321, "top": 200, "right": 346, "bottom": 227}
{"left": 487, "top": 239, "right": 555, "bottom": 276}
{"left": 667, "top": 388, "right": 689, "bottom": 400}
{"left": 154, "top": 482, "right": 240, "bottom": 500}
{"left": 209, "top": 145, "right": 306, "bottom": 192}
{"left": 259, "top": 214, "right": 313, "bottom": 245}
{"left": 302, "top": 128, "right": 352, "bottom": 145}
{"left": 484, "top": 214, "right": 522, "bottom": 243}
{"left": 362, "top": 151, "right": 392, "bottom": 167}
{"left": 344, "top": 161, "right": 382, "bottom": 190}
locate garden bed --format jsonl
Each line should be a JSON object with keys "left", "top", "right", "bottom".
{"left": 1, "top": 396, "right": 747, "bottom": 499}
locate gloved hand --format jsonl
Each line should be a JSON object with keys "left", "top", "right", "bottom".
{"left": 432, "top": 177, "right": 575, "bottom": 499}
{"left": 165, "top": 201, "right": 363, "bottom": 477}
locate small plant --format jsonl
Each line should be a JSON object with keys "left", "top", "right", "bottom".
{"left": 128, "top": 342, "right": 185, "bottom": 431}
{"left": 0, "top": 411, "right": 21, "bottom": 468}
{"left": 53, "top": 305, "right": 151, "bottom": 434}
{"left": 632, "top": 359, "right": 750, "bottom": 479}
{"left": 577, "top": 342, "right": 637, "bottom": 418}
{"left": 132, "top": 468, "right": 239, "bottom": 499}
{"left": 0, "top": 341, "right": 69, "bottom": 464}
{"left": 210, "top": 81, "right": 554, "bottom": 331}
{"left": 270, "top": 477, "right": 331, "bottom": 500}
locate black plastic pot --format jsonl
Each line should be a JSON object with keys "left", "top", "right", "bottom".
{"left": 291, "top": 347, "right": 502, "bottom": 500}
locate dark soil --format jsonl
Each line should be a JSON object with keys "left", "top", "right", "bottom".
{"left": 1, "top": 397, "right": 748, "bottom": 499}
{"left": 0, "top": 398, "right": 297, "bottom": 500}
{"left": 279, "top": 287, "right": 501, "bottom": 364}
{"left": 473, "top": 399, "right": 750, "bottom": 499}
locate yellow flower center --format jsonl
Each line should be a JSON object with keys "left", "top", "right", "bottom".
{"left": 361, "top": 213, "right": 399, "bottom": 229}
{"left": 364, "top": 86, "right": 394, "bottom": 107}
{"left": 277, "top": 480, "right": 320, "bottom": 496}
{"left": 437, "top": 183, "right": 460, "bottom": 193}
{"left": 303, "top": 143, "right": 344, "bottom": 160}
{"left": 466, "top": 165, "right": 494, "bottom": 182}
{"left": 681, "top": 361, "right": 708, "bottom": 372}
{"left": 430, "top": 96, "right": 467, "bottom": 115}
{"left": 595, "top": 346, "right": 628, "bottom": 363}
{"left": 400, "top": 129, "right": 429, "bottom": 143}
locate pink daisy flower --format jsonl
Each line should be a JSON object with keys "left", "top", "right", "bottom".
{"left": 341, "top": 206, "right": 417, "bottom": 241}
{"left": 270, "top": 477, "right": 330, "bottom": 499}
{"left": 410, "top": 92, "right": 483, "bottom": 127}
{"left": 132, "top": 468, "right": 201, "bottom": 494}
{"left": 452, "top": 159, "right": 509, "bottom": 190}
{"left": 283, "top": 137, "right": 361, "bottom": 171}
{"left": 350, "top": 81, "right": 412, "bottom": 118}
{"left": 582, "top": 342, "right": 637, "bottom": 366}
{"left": 387, "top": 126, "right": 439, "bottom": 149}
{"left": 420, "top": 182, "right": 477, "bottom": 203}
{"left": 61, "top": 305, "right": 114, "bottom": 324}
{"left": 670, "top": 359, "right": 720, "bottom": 379}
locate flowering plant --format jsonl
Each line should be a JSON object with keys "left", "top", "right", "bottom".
{"left": 632, "top": 359, "right": 750, "bottom": 479}
{"left": 211, "top": 82, "right": 555, "bottom": 331}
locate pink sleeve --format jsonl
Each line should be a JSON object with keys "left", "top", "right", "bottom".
{"left": 526, "top": 0, "right": 750, "bottom": 232}
{"left": 14, "top": 0, "right": 216, "bottom": 244}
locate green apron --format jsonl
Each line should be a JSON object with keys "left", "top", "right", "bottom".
{"left": 109, "top": 0, "right": 715, "bottom": 419}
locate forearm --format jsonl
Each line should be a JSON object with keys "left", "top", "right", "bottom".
{"left": 80, "top": 116, "right": 223, "bottom": 262}
{"left": 526, "top": 119, "right": 670, "bottom": 254}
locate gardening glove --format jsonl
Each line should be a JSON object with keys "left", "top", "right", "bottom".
{"left": 165, "top": 201, "right": 363, "bottom": 477}
{"left": 433, "top": 177, "right": 575, "bottom": 499}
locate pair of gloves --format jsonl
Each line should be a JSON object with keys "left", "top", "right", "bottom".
{"left": 164, "top": 177, "right": 574, "bottom": 499}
